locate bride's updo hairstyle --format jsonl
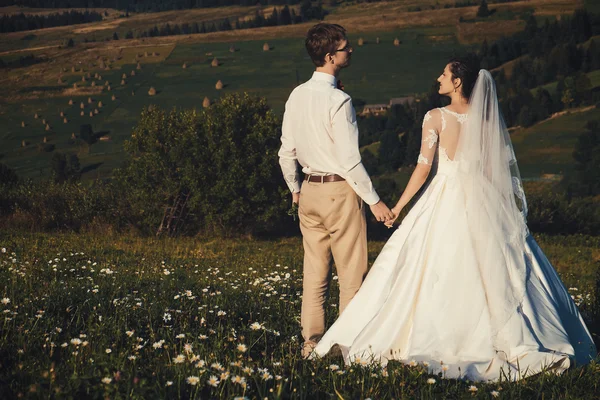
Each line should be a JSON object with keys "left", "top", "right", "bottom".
{"left": 448, "top": 53, "right": 480, "bottom": 101}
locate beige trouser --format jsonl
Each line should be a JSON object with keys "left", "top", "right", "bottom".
{"left": 298, "top": 179, "right": 368, "bottom": 348}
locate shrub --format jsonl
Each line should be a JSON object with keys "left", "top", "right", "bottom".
{"left": 115, "top": 92, "right": 288, "bottom": 235}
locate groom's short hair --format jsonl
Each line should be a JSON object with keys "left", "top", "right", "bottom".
{"left": 305, "top": 23, "right": 346, "bottom": 67}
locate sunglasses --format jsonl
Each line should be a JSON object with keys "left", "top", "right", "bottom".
{"left": 334, "top": 43, "right": 353, "bottom": 53}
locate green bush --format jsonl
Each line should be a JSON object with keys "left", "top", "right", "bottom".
{"left": 115, "top": 92, "right": 289, "bottom": 236}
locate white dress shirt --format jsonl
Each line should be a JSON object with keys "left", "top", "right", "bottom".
{"left": 278, "top": 71, "right": 380, "bottom": 205}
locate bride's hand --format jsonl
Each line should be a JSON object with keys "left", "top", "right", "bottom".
{"left": 384, "top": 207, "right": 402, "bottom": 228}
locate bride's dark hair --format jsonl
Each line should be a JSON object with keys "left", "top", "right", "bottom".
{"left": 448, "top": 53, "right": 481, "bottom": 101}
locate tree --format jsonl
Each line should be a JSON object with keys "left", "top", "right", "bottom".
{"left": 116, "top": 93, "right": 289, "bottom": 235}
{"left": 51, "top": 152, "right": 81, "bottom": 183}
{"left": 477, "top": 0, "right": 490, "bottom": 18}
{"left": 568, "top": 120, "right": 600, "bottom": 197}
{"left": 79, "top": 124, "right": 95, "bottom": 144}
{"left": 0, "top": 163, "right": 18, "bottom": 186}
{"left": 378, "top": 131, "right": 404, "bottom": 171}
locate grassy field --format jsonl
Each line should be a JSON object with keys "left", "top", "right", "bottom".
{"left": 0, "top": 231, "right": 598, "bottom": 398}
{"left": 510, "top": 106, "right": 600, "bottom": 179}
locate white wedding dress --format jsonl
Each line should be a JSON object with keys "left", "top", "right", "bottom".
{"left": 311, "top": 82, "right": 597, "bottom": 381}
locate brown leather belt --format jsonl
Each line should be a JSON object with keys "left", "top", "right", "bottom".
{"left": 304, "top": 174, "right": 345, "bottom": 183}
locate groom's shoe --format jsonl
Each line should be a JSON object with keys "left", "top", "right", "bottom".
{"left": 301, "top": 341, "right": 317, "bottom": 359}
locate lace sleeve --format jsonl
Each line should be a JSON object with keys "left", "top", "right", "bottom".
{"left": 417, "top": 110, "right": 439, "bottom": 165}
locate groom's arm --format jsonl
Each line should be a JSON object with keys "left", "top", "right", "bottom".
{"left": 331, "top": 95, "right": 380, "bottom": 206}
{"left": 278, "top": 100, "right": 300, "bottom": 195}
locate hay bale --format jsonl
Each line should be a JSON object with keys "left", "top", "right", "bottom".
{"left": 57, "top": 76, "right": 64, "bottom": 84}
{"left": 121, "top": 79, "right": 126, "bottom": 85}
{"left": 98, "top": 75, "right": 102, "bottom": 80}
{"left": 80, "top": 102, "right": 85, "bottom": 109}
{"left": 105, "top": 81, "right": 109, "bottom": 86}
{"left": 181, "top": 63, "right": 187, "bottom": 69}
{"left": 45, "top": 124, "right": 50, "bottom": 131}
{"left": 34, "top": 113, "right": 38, "bottom": 119}
{"left": 148, "top": 87, "right": 157, "bottom": 96}
{"left": 80, "top": 111, "right": 84, "bottom": 116}
{"left": 203, "top": 96, "right": 210, "bottom": 108}
{"left": 229, "top": 44, "right": 236, "bottom": 53}
{"left": 63, "top": 117, "right": 68, "bottom": 124}
{"left": 211, "top": 58, "right": 219, "bottom": 67}
{"left": 71, "top": 66, "right": 76, "bottom": 73}
{"left": 89, "top": 111, "right": 93, "bottom": 117}
{"left": 42, "top": 118, "right": 46, "bottom": 124}
{"left": 81, "top": 76, "right": 86, "bottom": 82}
{"left": 107, "top": 85, "right": 111, "bottom": 91}
{"left": 86, "top": 72, "right": 91, "bottom": 78}
{"left": 215, "top": 80, "right": 223, "bottom": 90}
{"left": 136, "top": 63, "right": 142, "bottom": 70}
{"left": 144, "top": 51, "right": 148, "bottom": 57}
{"left": 376, "top": 37, "right": 380, "bottom": 44}
{"left": 358, "top": 37, "right": 364, "bottom": 46}
{"left": 152, "top": 52, "right": 157, "bottom": 56}
{"left": 91, "top": 81, "right": 96, "bottom": 87}
{"left": 22, "top": 140, "right": 27, "bottom": 147}
{"left": 98, "top": 101, "right": 103, "bottom": 108}
{"left": 94, "top": 73, "right": 99, "bottom": 79}
{"left": 263, "top": 42, "right": 270, "bottom": 51}
{"left": 122, "top": 73, "right": 127, "bottom": 79}
{"left": 73, "top": 83, "right": 77, "bottom": 89}
{"left": 21, "top": 121, "right": 25, "bottom": 127}
{"left": 112, "top": 94, "right": 116, "bottom": 101}
{"left": 130, "top": 70, "right": 136, "bottom": 77}
{"left": 94, "top": 109, "right": 99, "bottom": 115}
{"left": 68, "top": 99, "right": 73, "bottom": 105}
{"left": 43, "top": 136, "right": 48, "bottom": 142}
{"left": 88, "top": 97, "right": 92, "bottom": 104}
{"left": 71, "top": 133, "right": 76, "bottom": 139}
{"left": 131, "top": 90, "right": 135, "bottom": 96}
{"left": 393, "top": 38, "right": 401, "bottom": 46}
{"left": 60, "top": 111, "right": 64, "bottom": 117}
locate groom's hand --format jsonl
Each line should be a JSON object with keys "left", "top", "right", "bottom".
{"left": 292, "top": 192, "right": 300, "bottom": 205}
{"left": 369, "top": 201, "right": 394, "bottom": 222}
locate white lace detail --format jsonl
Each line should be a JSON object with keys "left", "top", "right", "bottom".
{"left": 440, "top": 111, "right": 446, "bottom": 131}
{"left": 424, "top": 129, "right": 438, "bottom": 149}
{"left": 442, "top": 107, "right": 468, "bottom": 124}
{"left": 422, "top": 111, "right": 432, "bottom": 128}
{"left": 417, "top": 153, "right": 430, "bottom": 165}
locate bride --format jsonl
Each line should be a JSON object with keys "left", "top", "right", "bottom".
{"left": 309, "top": 55, "right": 597, "bottom": 381}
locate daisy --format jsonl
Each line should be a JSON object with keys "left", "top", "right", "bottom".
{"left": 186, "top": 376, "right": 200, "bottom": 386}
{"left": 468, "top": 385, "right": 478, "bottom": 392}
{"left": 427, "top": 378, "right": 436, "bottom": 385}
{"left": 206, "top": 375, "right": 219, "bottom": 387}
{"left": 237, "top": 344, "right": 247, "bottom": 353}
{"left": 101, "top": 377, "right": 112, "bottom": 384}
{"left": 173, "top": 354, "right": 186, "bottom": 364}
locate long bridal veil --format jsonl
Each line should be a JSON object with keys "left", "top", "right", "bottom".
{"left": 454, "top": 70, "right": 530, "bottom": 346}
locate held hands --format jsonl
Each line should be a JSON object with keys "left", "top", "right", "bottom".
{"left": 369, "top": 201, "right": 395, "bottom": 224}
{"left": 384, "top": 206, "right": 402, "bottom": 228}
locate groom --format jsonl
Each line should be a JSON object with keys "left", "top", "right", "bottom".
{"left": 278, "top": 23, "right": 394, "bottom": 358}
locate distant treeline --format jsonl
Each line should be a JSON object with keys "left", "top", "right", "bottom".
{"left": 133, "top": 3, "right": 324, "bottom": 39}
{"left": 0, "top": 54, "right": 45, "bottom": 69}
{"left": 0, "top": 10, "right": 103, "bottom": 33}
{"left": 482, "top": 9, "right": 600, "bottom": 127}
{"left": 408, "top": 0, "right": 519, "bottom": 12}
{"left": 5, "top": 0, "right": 303, "bottom": 12}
